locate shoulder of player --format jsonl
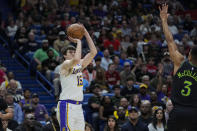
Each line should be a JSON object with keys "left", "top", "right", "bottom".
{"left": 60, "top": 60, "right": 72, "bottom": 75}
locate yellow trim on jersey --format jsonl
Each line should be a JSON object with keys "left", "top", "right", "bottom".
{"left": 67, "top": 103, "right": 71, "bottom": 131}
{"left": 57, "top": 102, "right": 62, "bottom": 130}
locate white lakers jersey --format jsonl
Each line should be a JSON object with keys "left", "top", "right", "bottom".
{"left": 59, "top": 63, "right": 83, "bottom": 101}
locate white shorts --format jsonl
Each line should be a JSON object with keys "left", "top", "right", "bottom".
{"left": 57, "top": 100, "right": 85, "bottom": 131}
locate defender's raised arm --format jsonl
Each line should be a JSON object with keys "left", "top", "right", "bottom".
{"left": 159, "top": 4, "right": 184, "bottom": 74}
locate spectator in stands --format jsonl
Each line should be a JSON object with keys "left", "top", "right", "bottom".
{"left": 19, "top": 89, "right": 32, "bottom": 110}
{"left": 6, "top": 79, "right": 23, "bottom": 103}
{"left": 42, "top": 49, "right": 59, "bottom": 81}
{"left": 31, "top": 93, "right": 49, "bottom": 122}
{"left": 141, "top": 75, "right": 155, "bottom": 91}
{"left": 119, "top": 51, "right": 132, "bottom": 67}
{"left": 121, "top": 77, "right": 139, "bottom": 100}
{"left": 99, "top": 96, "right": 115, "bottom": 130}
{"left": 148, "top": 108, "right": 166, "bottom": 131}
{"left": 6, "top": 20, "right": 18, "bottom": 38}
{"left": 14, "top": 26, "right": 28, "bottom": 54}
{"left": 94, "top": 57, "right": 105, "bottom": 72}
{"left": 121, "top": 21, "right": 131, "bottom": 37}
{"left": 121, "top": 106, "right": 148, "bottom": 131}
{"left": 120, "top": 62, "right": 136, "bottom": 87}
{"left": 15, "top": 106, "right": 43, "bottom": 131}
{"left": 183, "top": 14, "right": 193, "bottom": 31}
{"left": 83, "top": 62, "right": 96, "bottom": 84}
{"left": 139, "top": 84, "right": 150, "bottom": 101}
{"left": 2, "top": 119, "right": 18, "bottom": 131}
{"left": 0, "top": 68, "right": 7, "bottom": 85}
{"left": 150, "top": 63, "right": 164, "bottom": 93}
{"left": 167, "top": 16, "right": 178, "bottom": 35}
{"left": 104, "top": 115, "right": 120, "bottom": 131}
{"left": 111, "top": 85, "right": 123, "bottom": 108}
{"left": 5, "top": 93, "right": 23, "bottom": 124}
{"left": 104, "top": 33, "right": 120, "bottom": 51}
{"left": 42, "top": 107, "right": 60, "bottom": 131}
{"left": 0, "top": 88, "right": 7, "bottom": 99}
{"left": 118, "top": 97, "right": 129, "bottom": 111}
{"left": 139, "top": 100, "right": 152, "bottom": 126}
{"left": 105, "top": 63, "right": 120, "bottom": 89}
{"left": 85, "top": 122, "right": 94, "bottom": 131}
{"left": 146, "top": 57, "right": 157, "bottom": 78}
{"left": 112, "top": 55, "right": 123, "bottom": 73}
{"left": 165, "top": 75, "right": 173, "bottom": 97}
{"left": 135, "top": 63, "right": 151, "bottom": 82}
{"left": 165, "top": 99, "right": 173, "bottom": 123}
{"left": 127, "top": 40, "right": 138, "bottom": 59}
{"left": 33, "top": 39, "right": 59, "bottom": 66}
{"left": 150, "top": 91, "right": 165, "bottom": 109}
{"left": 88, "top": 85, "right": 102, "bottom": 130}
{"left": 157, "top": 84, "right": 168, "bottom": 104}
{"left": 140, "top": 20, "right": 151, "bottom": 35}
{"left": 190, "top": 23, "right": 197, "bottom": 37}
{"left": 113, "top": 106, "right": 129, "bottom": 127}
{"left": 25, "top": 32, "right": 40, "bottom": 59}
{"left": 130, "top": 94, "right": 141, "bottom": 109}
{"left": 162, "top": 52, "right": 173, "bottom": 76}
{"left": 101, "top": 49, "right": 113, "bottom": 71}
{"left": 91, "top": 68, "right": 108, "bottom": 93}
{"left": 121, "top": 35, "right": 132, "bottom": 52}
{"left": 53, "top": 31, "right": 70, "bottom": 53}
{"left": 0, "top": 71, "right": 22, "bottom": 91}
{"left": 0, "top": 96, "right": 13, "bottom": 131}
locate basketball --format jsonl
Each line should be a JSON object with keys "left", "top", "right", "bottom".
{"left": 67, "top": 23, "right": 85, "bottom": 39}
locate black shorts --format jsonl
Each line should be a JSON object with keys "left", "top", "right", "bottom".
{"left": 167, "top": 106, "right": 197, "bottom": 131}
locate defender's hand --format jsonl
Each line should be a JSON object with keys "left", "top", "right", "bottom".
{"left": 159, "top": 3, "right": 169, "bottom": 22}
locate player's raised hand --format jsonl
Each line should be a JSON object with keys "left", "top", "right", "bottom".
{"left": 159, "top": 3, "right": 169, "bottom": 22}
{"left": 68, "top": 36, "right": 81, "bottom": 44}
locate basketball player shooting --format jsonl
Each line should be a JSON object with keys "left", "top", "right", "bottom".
{"left": 57, "top": 25, "right": 97, "bottom": 131}
{"left": 160, "top": 4, "right": 197, "bottom": 131}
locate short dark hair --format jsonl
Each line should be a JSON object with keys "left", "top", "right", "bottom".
{"left": 95, "top": 56, "right": 101, "bottom": 62}
{"left": 191, "top": 45, "right": 197, "bottom": 60}
{"left": 5, "top": 93, "right": 13, "bottom": 97}
{"left": 47, "top": 49, "right": 54, "bottom": 54}
{"left": 61, "top": 45, "right": 76, "bottom": 55}
{"left": 113, "top": 85, "right": 120, "bottom": 90}
{"left": 23, "top": 89, "right": 31, "bottom": 93}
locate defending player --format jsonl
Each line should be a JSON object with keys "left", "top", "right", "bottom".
{"left": 160, "top": 4, "right": 197, "bottom": 131}
{"left": 57, "top": 26, "right": 97, "bottom": 131}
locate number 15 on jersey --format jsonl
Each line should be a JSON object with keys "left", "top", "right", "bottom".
{"left": 77, "top": 75, "right": 83, "bottom": 87}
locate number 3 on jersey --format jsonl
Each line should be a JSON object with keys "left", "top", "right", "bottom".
{"left": 181, "top": 80, "right": 192, "bottom": 96}
{"left": 77, "top": 75, "right": 83, "bottom": 87}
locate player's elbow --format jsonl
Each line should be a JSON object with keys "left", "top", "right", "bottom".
{"left": 91, "top": 49, "right": 97, "bottom": 56}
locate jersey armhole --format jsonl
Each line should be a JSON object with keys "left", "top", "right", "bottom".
{"left": 173, "top": 59, "right": 186, "bottom": 76}
{"left": 179, "top": 60, "right": 186, "bottom": 68}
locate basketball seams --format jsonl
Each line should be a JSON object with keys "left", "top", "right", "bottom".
{"left": 67, "top": 24, "right": 84, "bottom": 39}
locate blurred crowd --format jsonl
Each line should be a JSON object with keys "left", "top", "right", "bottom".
{"left": 0, "top": 0, "right": 197, "bottom": 130}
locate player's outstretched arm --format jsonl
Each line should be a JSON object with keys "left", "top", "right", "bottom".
{"left": 81, "top": 26, "right": 97, "bottom": 69}
{"left": 159, "top": 4, "right": 184, "bottom": 74}
{"left": 61, "top": 37, "right": 82, "bottom": 71}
